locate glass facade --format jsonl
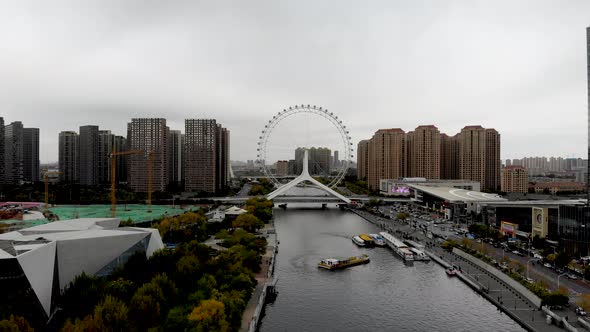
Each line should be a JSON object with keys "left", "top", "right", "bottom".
{"left": 558, "top": 205, "right": 590, "bottom": 256}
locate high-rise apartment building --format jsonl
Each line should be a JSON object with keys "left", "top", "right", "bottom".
{"left": 98, "top": 130, "right": 114, "bottom": 184}
{"left": 410, "top": 125, "right": 440, "bottom": 179}
{"left": 113, "top": 135, "right": 127, "bottom": 183}
{"left": 333, "top": 150, "right": 340, "bottom": 168}
{"left": 216, "top": 126, "right": 230, "bottom": 191}
{"left": 4, "top": 121, "right": 24, "bottom": 185}
{"left": 22, "top": 128, "right": 39, "bottom": 183}
{"left": 459, "top": 126, "right": 486, "bottom": 190}
{"left": 356, "top": 140, "right": 369, "bottom": 181}
{"left": 184, "top": 119, "right": 218, "bottom": 193}
{"left": 367, "top": 129, "right": 406, "bottom": 190}
{"left": 127, "top": 118, "right": 169, "bottom": 192}
{"left": 441, "top": 134, "right": 460, "bottom": 180}
{"left": 79, "top": 125, "right": 99, "bottom": 186}
{"left": 168, "top": 130, "right": 183, "bottom": 186}
{"left": 501, "top": 165, "right": 528, "bottom": 193}
{"left": 485, "top": 129, "right": 501, "bottom": 192}
{"left": 59, "top": 131, "right": 79, "bottom": 183}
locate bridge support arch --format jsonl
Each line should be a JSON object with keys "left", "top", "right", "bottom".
{"left": 267, "top": 149, "right": 351, "bottom": 203}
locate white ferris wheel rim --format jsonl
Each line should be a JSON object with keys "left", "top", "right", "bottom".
{"left": 256, "top": 104, "right": 353, "bottom": 188}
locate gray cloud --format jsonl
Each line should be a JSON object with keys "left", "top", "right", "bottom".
{"left": 0, "top": 0, "right": 589, "bottom": 162}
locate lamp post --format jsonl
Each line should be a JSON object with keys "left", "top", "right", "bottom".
{"left": 557, "top": 272, "right": 568, "bottom": 289}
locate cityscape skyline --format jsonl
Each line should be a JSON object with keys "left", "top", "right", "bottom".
{"left": 1, "top": 2, "right": 589, "bottom": 163}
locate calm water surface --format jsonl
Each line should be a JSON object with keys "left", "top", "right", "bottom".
{"left": 259, "top": 205, "right": 524, "bottom": 332}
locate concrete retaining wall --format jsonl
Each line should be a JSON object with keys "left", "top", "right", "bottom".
{"left": 453, "top": 248, "right": 542, "bottom": 308}
{"left": 578, "top": 317, "right": 590, "bottom": 331}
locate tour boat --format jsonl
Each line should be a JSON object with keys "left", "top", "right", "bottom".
{"left": 318, "top": 254, "right": 370, "bottom": 270}
{"left": 352, "top": 236, "right": 366, "bottom": 247}
{"left": 369, "top": 233, "right": 386, "bottom": 247}
{"left": 379, "top": 231, "right": 414, "bottom": 261}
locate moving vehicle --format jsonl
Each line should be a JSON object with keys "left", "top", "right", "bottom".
{"left": 318, "top": 254, "right": 370, "bottom": 270}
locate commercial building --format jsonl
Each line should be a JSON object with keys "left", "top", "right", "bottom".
{"left": 22, "top": 128, "right": 39, "bottom": 183}
{"left": 184, "top": 119, "right": 229, "bottom": 193}
{"left": 587, "top": 26, "right": 590, "bottom": 197}
{"left": 379, "top": 178, "right": 481, "bottom": 197}
{"left": 0, "top": 218, "right": 163, "bottom": 323}
{"left": 501, "top": 165, "right": 528, "bottom": 193}
{"left": 356, "top": 140, "right": 369, "bottom": 181}
{"left": 530, "top": 181, "right": 585, "bottom": 194}
{"left": 127, "top": 118, "right": 169, "bottom": 192}
{"left": 79, "top": 125, "right": 99, "bottom": 186}
{"left": 58, "top": 131, "right": 79, "bottom": 183}
{"left": 4, "top": 121, "right": 24, "bottom": 185}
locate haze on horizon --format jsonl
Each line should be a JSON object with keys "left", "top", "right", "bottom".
{"left": 1, "top": 1, "right": 589, "bottom": 163}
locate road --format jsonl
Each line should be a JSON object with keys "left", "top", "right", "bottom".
{"left": 476, "top": 242, "right": 590, "bottom": 300}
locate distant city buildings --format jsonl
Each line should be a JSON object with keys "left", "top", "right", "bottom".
{"left": 292, "top": 147, "right": 332, "bottom": 176}
{"left": 361, "top": 125, "right": 501, "bottom": 192}
{"left": 501, "top": 165, "right": 528, "bottom": 193}
{"left": 276, "top": 160, "right": 288, "bottom": 176}
{"left": 127, "top": 118, "right": 169, "bottom": 192}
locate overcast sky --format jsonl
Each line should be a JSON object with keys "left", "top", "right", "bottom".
{"left": 1, "top": 0, "right": 589, "bottom": 163}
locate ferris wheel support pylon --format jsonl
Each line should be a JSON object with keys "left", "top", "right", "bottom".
{"left": 267, "top": 149, "right": 351, "bottom": 203}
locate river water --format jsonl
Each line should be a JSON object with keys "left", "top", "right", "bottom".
{"left": 259, "top": 205, "right": 524, "bottom": 332}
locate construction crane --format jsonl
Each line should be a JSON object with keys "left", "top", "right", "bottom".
{"left": 110, "top": 149, "right": 143, "bottom": 218}
{"left": 43, "top": 170, "right": 62, "bottom": 213}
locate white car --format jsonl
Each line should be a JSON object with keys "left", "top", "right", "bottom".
{"left": 544, "top": 263, "right": 552, "bottom": 268}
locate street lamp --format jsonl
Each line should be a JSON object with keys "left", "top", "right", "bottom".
{"left": 557, "top": 272, "right": 568, "bottom": 289}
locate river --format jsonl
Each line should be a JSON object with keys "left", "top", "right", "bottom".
{"left": 259, "top": 205, "right": 525, "bottom": 332}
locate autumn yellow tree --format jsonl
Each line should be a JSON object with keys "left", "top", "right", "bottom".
{"left": 188, "top": 299, "right": 230, "bottom": 332}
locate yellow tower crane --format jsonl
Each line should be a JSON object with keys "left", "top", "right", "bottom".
{"left": 110, "top": 149, "right": 143, "bottom": 218}
{"left": 44, "top": 171, "right": 62, "bottom": 213}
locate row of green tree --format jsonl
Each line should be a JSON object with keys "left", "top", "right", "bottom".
{"left": 0, "top": 198, "right": 273, "bottom": 331}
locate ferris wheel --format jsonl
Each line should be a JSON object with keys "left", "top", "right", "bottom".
{"left": 256, "top": 104, "right": 353, "bottom": 188}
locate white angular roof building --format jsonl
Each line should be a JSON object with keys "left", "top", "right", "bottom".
{"left": 0, "top": 218, "right": 164, "bottom": 320}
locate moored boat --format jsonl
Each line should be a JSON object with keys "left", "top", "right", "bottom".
{"left": 369, "top": 233, "right": 386, "bottom": 247}
{"left": 318, "top": 254, "right": 370, "bottom": 270}
{"left": 359, "top": 234, "right": 375, "bottom": 247}
{"left": 379, "top": 231, "right": 414, "bottom": 261}
{"left": 352, "top": 236, "right": 366, "bottom": 247}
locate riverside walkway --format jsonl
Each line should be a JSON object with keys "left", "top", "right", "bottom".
{"left": 350, "top": 207, "right": 582, "bottom": 332}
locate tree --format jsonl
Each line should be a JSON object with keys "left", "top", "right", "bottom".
{"left": 188, "top": 299, "right": 230, "bottom": 332}
{"left": 396, "top": 213, "right": 409, "bottom": 221}
{"left": 244, "top": 197, "right": 273, "bottom": 223}
{"left": 0, "top": 315, "right": 33, "bottom": 332}
{"left": 554, "top": 251, "right": 573, "bottom": 269}
{"left": 232, "top": 213, "right": 264, "bottom": 233}
{"left": 578, "top": 294, "right": 590, "bottom": 312}
{"left": 129, "top": 294, "right": 161, "bottom": 331}
{"left": 92, "top": 295, "right": 130, "bottom": 332}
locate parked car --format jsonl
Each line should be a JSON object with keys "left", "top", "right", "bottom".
{"left": 576, "top": 307, "right": 587, "bottom": 316}
{"left": 544, "top": 263, "right": 552, "bottom": 268}
{"left": 525, "top": 277, "right": 534, "bottom": 284}
{"left": 567, "top": 274, "right": 578, "bottom": 280}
